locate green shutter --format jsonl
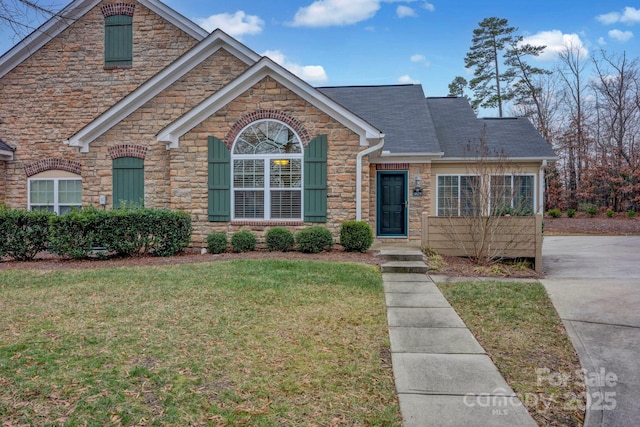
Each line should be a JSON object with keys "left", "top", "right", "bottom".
{"left": 105, "top": 15, "right": 133, "bottom": 67}
{"left": 304, "top": 135, "right": 328, "bottom": 222}
{"left": 113, "top": 157, "right": 144, "bottom": 207}
{"left": 208, "top": 136, "right": 231, "bottom": 221}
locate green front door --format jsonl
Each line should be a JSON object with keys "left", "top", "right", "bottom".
{"left": 378, "top": 172, "right": 407, "bottom": 236}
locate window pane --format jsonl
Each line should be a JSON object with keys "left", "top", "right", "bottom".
{"left": 514, "top": 176, "right": 534, "bottom": 215}
{"left": 461, "top": 176, "right": 480, "bottom": 216}
{"left": 59, "top": 180, "right": 82, "bottom": 204}
{"left": 437, "top": 176, "right": 459, "bottom": 216}
{"left": 233, "top": 120, "right": 302, "bottom": 155}
{"left": 30, "top": 180, "right": 54, "bottom": 204}
{"left": 490, "top": 175, "right": 512, "bottom": 215}
{"left": 234, "top": 191, "right": 265, "bottom": 218}
{"left": 270, "top": 159, "right": 302, "bottom": 188}
{"left": 271, "top": 190, "right": 302, "bottom": 219}
{"left": 233, "top": 160, "right": 264, "bottom": 188}
{"left": 31, "top": 205, "right": 54, "bottom": 213}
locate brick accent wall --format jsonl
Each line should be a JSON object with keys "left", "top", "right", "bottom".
{"left": 224, "top": 109, "right": 312, "bottom": 148}
{"left": 24, "top": 158, "right": 82, "bottom": 177}
{"left": 101, "top": 2, "right": 136, "bottom": 17}
{"left": 108, "top": 144, "right": 148, "bottom": 160}
{"left": 376, "top": 163, "right": 410, "bottom": 170}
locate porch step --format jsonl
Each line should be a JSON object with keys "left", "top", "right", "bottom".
{"left": 378, "top": 249, "right": 425, "bottom": 262}
{"left": 381, "top": 261, "right": 429, "bottom": 274}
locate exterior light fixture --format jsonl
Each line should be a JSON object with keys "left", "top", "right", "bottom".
{"left": 413, "top": 174, "right": 423, "bottom": 197}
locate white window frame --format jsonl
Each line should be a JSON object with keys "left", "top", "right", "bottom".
{"left": 231, "top": 119, "right": 304, "bottom": 220}
{"left": 28, "top": 175, "right": 82, "bottom": 215}
{"left": 489, "top": 174, "right": 536, "bottom": 215}
{"left": 436, "top": 174, "right": 481, "bottom": 217}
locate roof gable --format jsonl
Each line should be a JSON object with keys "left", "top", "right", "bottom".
{"left": 0, "top": 0, "right": 209, "bottom": 79}
{"left": 157, "top": 57, "right": 384, "bottom": 149}
{"left": 66, "top": 29, "right": 261, "bottom": 152}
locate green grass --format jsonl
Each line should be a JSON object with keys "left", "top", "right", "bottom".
{"left": 0, "top": 260, "right": 400, "bottom": 426}
{"left": 437, "top": 280, "right": 585, "bottom": 426}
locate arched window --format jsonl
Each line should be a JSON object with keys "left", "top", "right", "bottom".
{"left": 232, "top": 120, "right": 303, "bottom": 219}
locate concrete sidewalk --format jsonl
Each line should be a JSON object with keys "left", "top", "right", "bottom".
{"left": 381, "top": 250, "right": 536, "bottom": 426}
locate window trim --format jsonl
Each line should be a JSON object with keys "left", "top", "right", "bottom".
{"left": 28, "top": 176, "right": 82, "bottom": 214}
{"left": 231, "top": 119, "right": 304, "bottom": 221}
{"left": 436, "top": 173, "right": 536, "bottom": 217}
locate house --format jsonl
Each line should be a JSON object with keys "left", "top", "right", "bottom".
{"left": 0, "top": 0, "right": 556, "bottom": 247}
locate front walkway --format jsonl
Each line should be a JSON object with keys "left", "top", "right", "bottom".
{"left": 381, "top": 249, "right": 536, "bottom": 426}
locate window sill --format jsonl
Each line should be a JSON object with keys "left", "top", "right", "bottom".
{"left": 231, "top": 220, "right": 304, "bottom": 226}
{"left": 104, "top": 65, "right": 132, "bottom": 70}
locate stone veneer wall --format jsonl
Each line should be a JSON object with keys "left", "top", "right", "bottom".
{"left": 86, "top": 49, "right": 250, "bottom": 208}
{"left": 0, "top": 0, "right": 199, "bottom": 208}
{"left": 176, "top": 76, "right": 372, "bottom": 247}
{"left": 368, "top": 163, "right": 432, "bottom": 243}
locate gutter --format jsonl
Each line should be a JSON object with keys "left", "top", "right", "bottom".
{"left": 356, "top": 138, "right": 385, "bottom": 221}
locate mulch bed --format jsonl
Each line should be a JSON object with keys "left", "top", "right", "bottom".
{"left": 544, "top": 213, "right": 640, "bottom": 235}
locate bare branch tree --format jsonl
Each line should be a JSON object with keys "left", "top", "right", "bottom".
{"left": 0, "top": 0, "right": 61, "bottom": 40}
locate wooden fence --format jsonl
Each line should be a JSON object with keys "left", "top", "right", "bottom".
{"left": 421, "top": 214, "right": 543, "bottom": 273}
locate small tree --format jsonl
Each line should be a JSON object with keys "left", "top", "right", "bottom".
{"left": 436, "top": 126, "right": 536, "bottom": 265}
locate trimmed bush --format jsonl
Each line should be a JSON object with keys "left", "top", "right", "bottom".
{"left": 627, "top": 209, "right": 636, "bottom": 218}
{"left": 265, "top": 227, "right": 294, "bottom": 252}
{"left": 547, "top": 208, "right": 562, "bottom": 218}
{"left": 0, "top": 209, "right": 51, "bottom": 261}
{"left": 585, "top": 205, "right": 597, "bottom": 216}
{"left": 295, "top": 226, "right": 334, "bottom": 253}
{"left": 567, "top": 208, "right": 576, "bottom": 218}
{"left": 606, "top": 209, "right": 615, "bottom": 218}
{"left": 206, "top": 232, "right": 228, "bottom": 254}
{"left": 49, "top": 207, "right": 107, "bottom": 259}
{"left": 340, "top": 221, "right": 373, "bottom": 253}
{"left": 231, "top": 230, "right": 257, "bottom": 253}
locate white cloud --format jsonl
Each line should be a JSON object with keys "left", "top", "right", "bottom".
{"left": 398, "top": 74, "right": 420, "bottom": 84}
{"left": 196, "top": 11, "right": 264, "bottom": 36}
{"left": 397, "top": 5, "right": 417, "bottom": 18}
{"left": 598, "top": 37, "right": 607, "bottom": 46}
{"left": 596, "top": 7, "right": 640, "bottom": 25}
{"left": 423, "top": 2, "right": 435, "bottom": 12}
{"left": 410, "top": 53, "right": 430, "bottom": 67}
{"left": 291, "top": 0, "right": 381, "bottom": 27}
{"left": 263, "top": 50, "right": 328, "bottom": 83}
{"left": 290, "top": 0, "right": 421, "bottom": 27}
{"left": 520, "top": 30, "right": 588, "bottom": 61}
{"left": 609, "top": 29, "right": 634, "bottom": 42}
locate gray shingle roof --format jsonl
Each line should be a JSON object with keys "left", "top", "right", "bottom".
{"left": 317, "top": 84, "right": 441, "bottom": 154}
{"left": 426, "top": 97, "right": 557, "bottom": 159}
{"left": 0, "top": 139, "right": 15, "bottom": 152}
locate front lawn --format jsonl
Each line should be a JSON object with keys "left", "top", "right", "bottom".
{"left": 0, "top": 260, "right": 400, "bottom": 425}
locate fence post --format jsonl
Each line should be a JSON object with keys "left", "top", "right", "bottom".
{"left": 535, "top": 214, "right": 543, "bottom": 273}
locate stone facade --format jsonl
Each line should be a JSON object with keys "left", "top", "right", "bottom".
{"left": 0, "top": 0, "right": 198, "bottom": 204}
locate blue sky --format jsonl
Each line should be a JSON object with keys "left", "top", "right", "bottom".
{"left": 2, "top": 0, "right": 640, "bottom": 98}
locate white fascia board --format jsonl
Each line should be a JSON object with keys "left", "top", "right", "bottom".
{"left": 434, "top": 156, "right": 558, "bottom": 163}
{"left": 0, "top": 149, "right": 14, "bottom": 160}
{"left": 139, "top": 0, "right": 208, "bottom": 41}
{"left": 0, "top": 0, "right": 99, "bottom": 79}
{"left": 158, "top": 57, "right": 384, "bottom": 148}
{"left": 372, "top": 152, "right": 444, "bottom": 163}
{"left": 67, "top": 31, "right": 260, "bottom": 152}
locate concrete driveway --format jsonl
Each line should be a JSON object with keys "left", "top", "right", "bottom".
{"left": 541, "top": 236, "right": 640, "bottom": 427}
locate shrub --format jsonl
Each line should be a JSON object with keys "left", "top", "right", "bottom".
{"left": 627, "top": 209, "right": 636, "bottom": 218}
{"left": 49, "top": 207, "right": 107, "bottom": 259}
{"left": 0, "top": 209, "right": 51, "bottom": 261}
{"left": 231, "top": 230, "right": 256, "bottom": 253}
{"left": 585, "top": 205, "right": 597, "bottom": 216}
{"left": 265, "top": 227, "right": 294, "bottom": 252}
{"left": 295, "top": 226, "right": 334, "bottom": 253}
{"left": 606, "top": 209, "right": 615, "bottom": 218}
{"left": 567, "top": 209, "right": 576, "bottom": 218}
{"left": 547, "top": 208, "right": 562, "bottom": 218}
{"left": 340, "top": 221, "right": 373, "bottom": 253}
{"left": 206, "top": 232, "right": 228, "bottom": 254}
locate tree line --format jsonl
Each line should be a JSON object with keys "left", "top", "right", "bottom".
{"left": 452, "top": 17, "right": 640, "bottom": 213}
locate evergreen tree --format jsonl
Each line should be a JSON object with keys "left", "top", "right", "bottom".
{"left": 447, "top": 76, "right": 468, "bottom": 97}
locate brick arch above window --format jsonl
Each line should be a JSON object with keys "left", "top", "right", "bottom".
{"left": 224, "top": 110, "right": 311, "bottom": 149}
{"left": 108, "top": 144, "right": 148, "bottom": 160}
{"left": 101, "top": 3, "right": 136, "bottom": 18}
{"left": 24, "top": 158, "right": 82, "bottom": 177}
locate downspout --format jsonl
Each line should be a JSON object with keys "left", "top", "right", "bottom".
{"left": 539, "top": 160, "right": 547, "bottom": 214}
{"left": 356, "top": 139, "right": 385, "bottom": 221}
